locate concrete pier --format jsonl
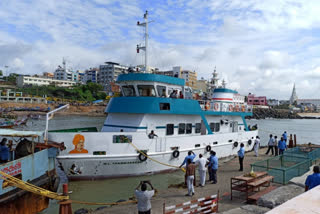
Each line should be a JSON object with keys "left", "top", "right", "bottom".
{"left": 88, "top": 147, "right": 282, "bottom": 214}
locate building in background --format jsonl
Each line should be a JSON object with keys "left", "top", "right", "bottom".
{"left": 84, "top": 68, "right": 99, "bottom": 83}
{"left": 247, "top": 93, "right": 267, "bottom": 106}
{"left": 180, "top": 70, "right": 197, "bottom": 89}
{"left": 268, "top": 99, "right": 280, "bottom": 106}
{"left": 16, "top": 76, "right": 76, "bottom": 88}
{"left": 196, "top": 78, "right": 208, "bottom": 93}
{"left": 233, "top": 94, "right": 245, "bottom": 105}
{"left": 42, "top": 72, "right": 54, "bottom": 78}
{"left": 289, "top": 83, "right": 298, "bottom": 105}
{"left": 99, "top": 62, "right": 128, "bottom": 93}
{"left": 54, "top": 58, "right": 78, "bottom": 82}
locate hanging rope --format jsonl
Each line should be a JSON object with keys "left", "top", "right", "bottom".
{"left": 129, "top": 141, "right": 186, "bottom": 173}
{"left": 0, "top": 170, "right": 68, "bottom": 200}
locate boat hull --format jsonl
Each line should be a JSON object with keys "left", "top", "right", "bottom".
{"left": 52, "top": 130, "right": 258, "bottom": 180}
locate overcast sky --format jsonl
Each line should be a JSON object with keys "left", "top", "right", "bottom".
{"left": 1, "top": 0, "right": 320, "bottom": 99}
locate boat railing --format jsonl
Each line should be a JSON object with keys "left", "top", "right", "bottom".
{"left": 198, "top": 100, "right": 253, "bottom": 113}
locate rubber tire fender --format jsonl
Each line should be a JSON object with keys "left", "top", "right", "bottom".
{"left": 248, "top": 139, "right": 252, "bottom": 145}
{"left": 206, "top": 145, "right": 211, "bottom": 152}
{"left": 172, "top": 150, "right": 180, "bottom": 158}
{"left": 138, "top": 153, "right": 148, "bottom": 162}
{"left": 233, "top": 141, "right": 239, "bottom": 147}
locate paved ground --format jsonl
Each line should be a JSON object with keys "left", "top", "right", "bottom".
{"left": 91, "top": 147, "right": 276, "bottom": 214}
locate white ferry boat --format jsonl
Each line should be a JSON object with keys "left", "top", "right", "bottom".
{"left": 48, "top": 11, "right": 258, "bottom": 180}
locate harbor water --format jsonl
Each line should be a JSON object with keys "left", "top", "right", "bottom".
{"left": 26, "top": 116, "right": 320, "bottom": 213}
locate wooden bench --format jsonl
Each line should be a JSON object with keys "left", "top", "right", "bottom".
{"left": 247, "top": 186, "right": 277, "bottom": 203}
{"left": 248, "top": 175, "right": 274, "bottom": 187}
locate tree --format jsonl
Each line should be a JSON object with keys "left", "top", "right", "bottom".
{"left": 0, "top": 70, "right": 3, "bottom": 76}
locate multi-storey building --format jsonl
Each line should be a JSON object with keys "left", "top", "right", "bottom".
{"left": 197, "top": 78, "right": 208, "bottom": 93}
{"left": 84, "top": 68, "right": 99, "bottom": 83}
{"left": 16, "top": 76, "right": 76, "bottom": 88}
{"left": 98, "top": 62, "right": 128, "bottom": 85}
{"left": 180, "top": 70, "right": 197, "bottom": 89}
{"left": 247, "top": 93, "right": 268, "bottom": 106}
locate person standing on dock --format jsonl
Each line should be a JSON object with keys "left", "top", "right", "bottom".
{"left": 195, "top": 154, "right": 208, "bottom": 187}
{"left": 254, "top": 136, "right": 260, "bottom": 157}
{"left": 278, "top": 137, "right": 287, "bottom": 155}
{"left": 265, "top": 134, "right": 274, "bottom": 155}
{"left": 180, "top": 151, "right": 196, "bottom": 185}
{"left": 185, "top": 159, "right": 196, "bottom": 196}
{"left": 282, "top": 131, "right": 287, "bottom": 143}
{"left": 238, "top": 143, "right": 245, "bottom": 171}
{"left": 135, "top": 180, "right": 155, "bottom": 214}
{"left": 209, "top": 151, "right": 218, "bottom": 184}
{"left": 305, "top": 166, "right": 320, "bottom": 191}
{"left": 274, "top": 136, "right": 278, "bottom": 156}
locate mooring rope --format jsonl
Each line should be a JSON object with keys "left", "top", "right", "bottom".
{"left": 129, "top": 141, "right": 186, "bottom": 173}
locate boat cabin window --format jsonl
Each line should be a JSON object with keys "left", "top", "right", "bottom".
{"left": 166, "top": 124, "right": 174, "bottom": 135}
{"left": 157, "top": 85, "right": 167, "bottom": 97}
{"left": 210, "top": 123, "right": 220, "bottom": 132}
{"left": 122, "top": 85, "right": 136, "bottom": 97}
{"left": 186, "top": 123, "right": 192, "bottom": 134}
{"left": 178, "top": 123, "right": 186, "bottom": 134}
{"left": 113, "top": 135, "right": 132, "bottom": 143}
{"left": 137, "top": 85, "right": 156, "bottom": 97}
{"left": 195, "top": 123, "right": 201, "bottom": 133}
{"left": 160, "top": 103, "right": 170, "bottom": 110}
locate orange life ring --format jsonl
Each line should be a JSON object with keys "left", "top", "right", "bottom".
{"left": 235, "top": 105, "right": 240, "bottom": 112}
{"left": 241, "top": 105, "right": 246, "bottom": 112}
{"left": 205, "top": 102, "right": 211, "bottom": 110}
{"left": 214, "top": 103, "right": 219, "bottom": 111}
{"left": 228, "top": 105, "right": 233, "bottom": 112}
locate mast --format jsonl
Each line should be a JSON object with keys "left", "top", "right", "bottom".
{"left": 137, "top": 11, "right": 149, "bottom": 73}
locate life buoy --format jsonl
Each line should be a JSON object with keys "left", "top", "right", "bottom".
{"left": 233, "top": 141, "right": 238, "bottom": 147}
{"left": 214, "top": 103, "right": 219, "bottom": 111}
{"left": 241, "top": 105, "right": 246, "bottom": 112}
{"left": 138, "top": 153, "right": 148, "bottom": 162}
{"left": 172, "top": 150, "right": 180, "bottom": 158}
{"left": 248, "top": 140, "right": 252, "bottom": 145}
{"left": 205, "top": 102, "right": 211, "bottom": 110}
{"left": 235, "top": 105, "right": 240, "bottom": 112}
{"left": 228, "top": 105, "right": 233, "bottom": 112}
{"left": 206, "top": 145, "right": 211, "bottom": 152}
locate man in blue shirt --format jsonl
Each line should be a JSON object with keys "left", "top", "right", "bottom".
{"left": 278, "top": 137, "right": 287, "bottom": 155}
{"left": 179, "top": 151, "right": 196, "bottom": 168}
{"left": 180, "top": 151, "right": 196, "bottom": 185}
{"left": 305, "top": 166, "right": 320, "bottom": 191}
{"left": 282, "top": 131, "right": 287, "bottom": 143}
{"left": 209, "top": 151, "right": 218, "bottom": 184}
{"left": 238, "top": 143, "right": 245, "bottom": 171}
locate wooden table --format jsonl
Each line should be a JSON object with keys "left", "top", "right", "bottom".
{"left": 231, "top": 171, "right": 270, "bottom": 201}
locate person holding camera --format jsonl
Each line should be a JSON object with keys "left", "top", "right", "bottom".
{"left": 135, "top": 180, "right": 155, "bottom": 214}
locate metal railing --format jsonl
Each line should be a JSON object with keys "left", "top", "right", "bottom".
{"left": 198, "top": 100, "right": 253, "bottom": 113}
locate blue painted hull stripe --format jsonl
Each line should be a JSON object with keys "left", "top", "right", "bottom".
{"left": 104, "top": 124, "right": 147, "bottom": 129}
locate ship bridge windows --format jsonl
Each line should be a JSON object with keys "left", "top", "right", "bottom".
{"left": 160, "top": 103, "right": 170, "bottom": 110}
{"left": 137, "top": 85, "right": 156, "bottom": 97}
{"left": 122, "top": 85, "right": 136, "bottom": 97}
{"left": 186, "top": 123, "right": 192, "bottom": 134}
{"left": 157, "top": 85, "right": 167, "bottom": 97}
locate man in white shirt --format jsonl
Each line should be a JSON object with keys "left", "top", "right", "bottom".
{"left": 135, "top": 181, "right": 155, "bottom": 214}
{"left": 265, "top": 134, "right": 274, "bottom": 155}
{"left": 195, "top": 154, "right": 208, "bottom": 187}
{"left": 254, "top": 136, "right": 260, "bottom": 157}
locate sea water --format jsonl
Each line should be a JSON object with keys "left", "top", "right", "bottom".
{"left": 32, "top": 116, "right": 319, "bottom": 213}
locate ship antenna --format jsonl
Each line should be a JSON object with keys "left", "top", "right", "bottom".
{"left": 137, "top": 10, "right": 153, "bottom": 73}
